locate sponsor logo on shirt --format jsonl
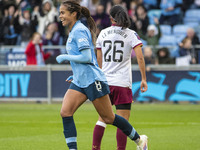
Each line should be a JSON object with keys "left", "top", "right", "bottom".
{"left": 78, "top": 38, "right": 88, "bottom": 43}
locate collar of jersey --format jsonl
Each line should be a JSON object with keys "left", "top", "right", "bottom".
{"left": 71, "top": 20, "right": 81, "bottom": 32}
{"left": 111, "top": 24, "right": 121, "bottom": 27}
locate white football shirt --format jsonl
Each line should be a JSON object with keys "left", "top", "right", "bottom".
{"left": 96, "top": 25, "right": 143, "bottom": 88}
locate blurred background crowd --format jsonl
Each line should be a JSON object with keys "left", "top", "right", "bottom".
{"left": 0, "top": 0, "right": 200, "bottom": 66}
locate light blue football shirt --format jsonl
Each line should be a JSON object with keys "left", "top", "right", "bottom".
{"left": 66, "top": 20, "right": 107, "bottom": 88}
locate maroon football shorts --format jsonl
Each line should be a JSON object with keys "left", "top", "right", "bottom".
{"left": 109, "top": 85, "right": 133, "bottom": 105}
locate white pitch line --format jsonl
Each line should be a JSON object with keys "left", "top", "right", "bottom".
{"left": 0, "top": 121, "right": 200, "bottom": 125}
{"left": 134, "top": 122, "right": 200, "bottom": 125}
{"left": 0, "top": 120, "right": 60, "bottom": 124}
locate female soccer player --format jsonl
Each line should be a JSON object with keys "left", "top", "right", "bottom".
{"left": 92, "top": 5, "right": 148, "bottom": 150}
{"left": 56, "top": 1, "right": 148, "bottom": 150}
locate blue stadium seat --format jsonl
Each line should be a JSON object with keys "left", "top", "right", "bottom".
{"left": 184, "top": 22, "right": 199, "bottom": 28}
{"left": 184, "top": 9, "right": 200, "bottom": 19}
{"left": 143, "top": 0, "right": 157, "bottom": 6}
{"left": 159, "top": 35, "right": 177, "bottom": 46}
{"left": 175, "top": 34, "right": 185, "bottom": 44}
{"left": 170, "top": 46, "right": 180, "bottom": 58}
{"left": 172, "top": 24, "right": 189, "bottom": 36}
{"left": 183, "top": 9, "right": 200, "bottom": 24}
{"left": 147, "top": 9, "right": 162, "bottom": 24}
{"left": 184, "top": 18, "right": 200, "bottom": 24}
{"left": 160, "top": 25, "right": 172, "bottom": 35}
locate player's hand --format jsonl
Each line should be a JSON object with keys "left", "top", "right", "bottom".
{"left": 140, "top": 80, "right": 147, "bottom": 93}
{"left": 56, "top": 54, "right": 67, "bottom": 63}
{"left": 66, "top": 76, "right": 73, "bottom": 83}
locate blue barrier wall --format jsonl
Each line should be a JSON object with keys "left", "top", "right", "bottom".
{"left": 51, "top": 71, "right": 72, "bottom": 97}
{"left": 0, "top": 65, "right": 200, "bottom": 102}
{"left": 132, "top": 71, "right": 200, "bottom": 101}
{"left": 0, "top": 71, "right": 47, "bottom": 97}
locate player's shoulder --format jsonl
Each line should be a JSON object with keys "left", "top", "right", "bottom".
{"left": 73, "top": 22, "right": 88, "bottom": 33}
{"left": 124, "top": 28, "right": 141, "bottom": 39}
{"left": 124, "top": 28, "right": 137, "bottom": 34}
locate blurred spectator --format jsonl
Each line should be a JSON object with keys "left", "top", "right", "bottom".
{"left": 42, "top": 22, "right": 61, "bottom": 64}
{"left": 106, "top": 0, "right": 127, "bottom": 15}
{"left": 156, "top": 47, "right": 175, "bottom": 64}
{"left": 0, "top": 18, "right": 3, "bottom": 45}
{"left": 133, "top": 4, "right": 149, "bottom": 35}
{"left": 184, "top": 28, "right": 200, "bottom": 63}
{"left": 136, "top": 0, "right": 144, "bottom": 5}
{"left": 143, "top": 46, "right": 156, "bottom": 71}
{"left": 2, "top": 4, "right": 21, "bottom": 45}
{"left": 186, "top": 28, "right": 200, "bottom": 63}
{"left": 0, "top": 0, "right": 4, "bottom": 20}
{"left": 28, "top": 0, "right": 42, "bottom": 8}
{"left": 52, "top": 0, "right": 62, "bottom": 11}
{"left": 19, "top": 9, "right": 38, "bottom": 47}
{"left": 92, "top": 4, "right": 110, "bottom": 30}
{"left": 32, "top": 0, "right": 59, "bottom": 35}
{"left": 1, "top": 0, "right": 16, "bottom": 8}
{"left": 128, "top": 0, "right": 137, "bottom": 17}
{"left": 80, "top": 0, "right": 99, "bottom": 16}
{"left": 190, "top": 0, "right": 200, "bottom": 9}
{"left": 137, "top": 18, "right": 161, "bottom": 53}
{"left": 182, "top": 0, "right": 193, "bottom": 13}
{"left": 143, "top": 0, "right": 159, "bottom": 10}
{"left": 16, "top": 0, "right": 32, "bottom": 13}
{"left": 129, "top": 0, "right": 137, "bottom": 30}
{"left": 159, "top": 0, "right": 183, "bottom": 26}
{"left": 178, "top": 37, "right": 196, "bottom": 64}
{"left": 186, "top": 28, "right": 200, "bottom": 46}
{"left": 51, "top": 0, "right": 66, "bottom": 44}
{"left": 25, "top": 32, "right": 50, "bottom": 65}
{"left": 99, "top": 0, "right": 108, "bottom": 9}
{"left": 123, "top": 0, "right": 132, "bottom": 10}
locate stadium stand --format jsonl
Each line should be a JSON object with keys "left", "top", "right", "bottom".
{"left": 172, "top": 24, "right": 189, "bottom": 36}
{"left": 184, "top": 22, "right": 199, "bottom": 28}
{"left": 159, "top": 35, "right": 177, "bottom": 46}
{"left": 172, "top": 24, "right": 190, "bottom": 45}
{"left": 147, "top": 9, "right": 162, "bottom": 24}
{"left": 160, "top": 25, "right": 172, "bottom": 35}
{"left": 0, "top": 0, "right": 200, "bottom": 65}
{"left": 183, "top": 9, "right": 200, "bottom": 24}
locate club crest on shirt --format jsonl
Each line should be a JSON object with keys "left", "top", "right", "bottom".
{"left": 134, "top": 33, "right": 141, "bottom": 40}
{"left": 68, "top": 38, "right": 72, "bottom": 43}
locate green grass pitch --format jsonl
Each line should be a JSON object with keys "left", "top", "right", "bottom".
{"left": 0, "top": 103, "right": 200, "bottom": 150}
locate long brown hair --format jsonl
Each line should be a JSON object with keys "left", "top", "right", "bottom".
{"left": 62, "top": 0, "right": 97, "bottom": 45}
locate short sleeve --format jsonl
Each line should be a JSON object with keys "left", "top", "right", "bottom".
{"left": 131, "top": 32, "right": 143, "bottom": 49}
{"left": 74, "top": 29, "right": 90, "bottom": 51}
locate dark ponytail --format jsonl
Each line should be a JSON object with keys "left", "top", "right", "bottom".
{"left": 110, "top": 5, "right": 131, "bottom": 29}
{"left": 80, "top": 6, "right": 97, "bottom": 45}
{"left": 62, "top": 0, "right": 97, "bottom": 45}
